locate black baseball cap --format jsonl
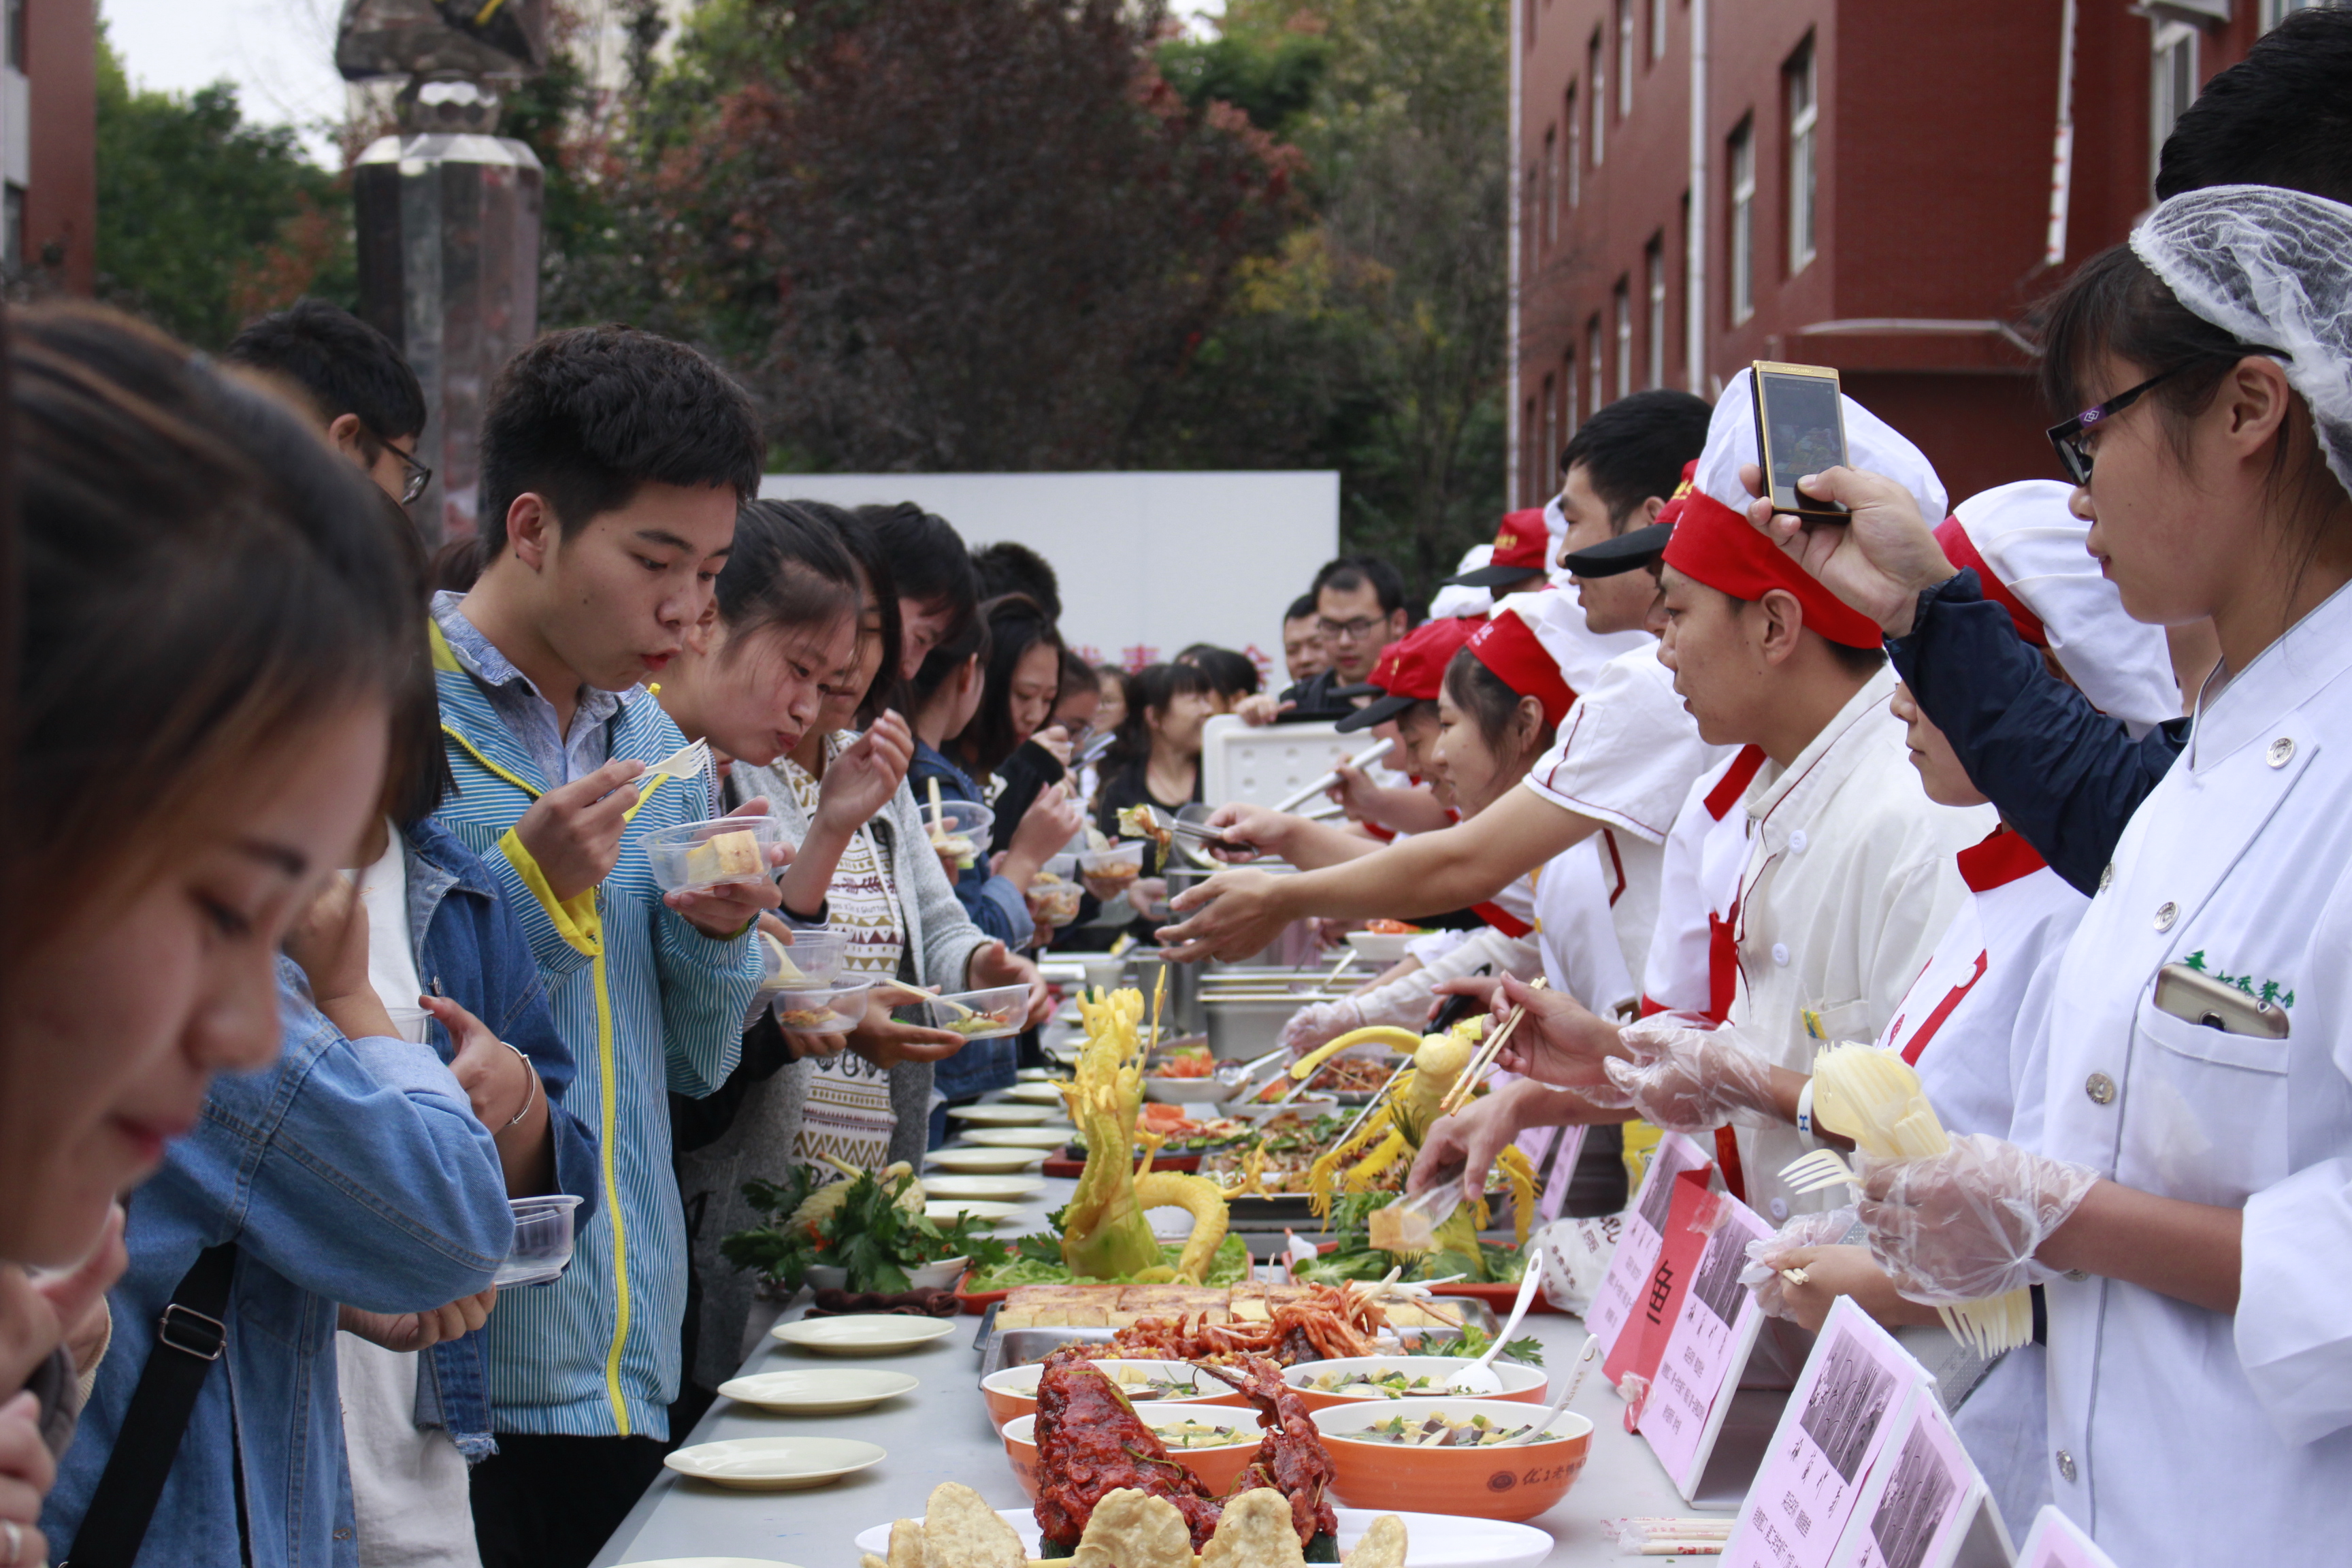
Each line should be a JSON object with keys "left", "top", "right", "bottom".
{"left": 1559, "top": 521, "right": 1672, "bottom": 578}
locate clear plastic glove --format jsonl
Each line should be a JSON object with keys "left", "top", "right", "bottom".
{"left": 1600, "top": 1017, "right": 1782, "bottom": 1133}
{"left": 1739, "top": 1205, "right": 1859, "bottom": 1322}
{"left": 1281, "top": 998, "right": 1365, "bottom": 1058}
{"left": 1856, "top": 1133, "right": 2100, "bottom": 1303}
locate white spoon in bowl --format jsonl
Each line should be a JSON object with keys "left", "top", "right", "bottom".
{"left": 1446, "top": 1243, "right": 1544, "bottom": 1394}
{"left": 1497, "top": 1333, "right": 1601, "bottom": 1446}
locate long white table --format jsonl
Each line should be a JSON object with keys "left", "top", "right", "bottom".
{"left": 588, "top": 1169, "right": 1720, "bottom": 1567}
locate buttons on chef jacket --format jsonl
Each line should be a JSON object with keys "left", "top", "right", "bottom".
{"left": 2269, "top": 736, "right": 2296, "bottom": 768}
{"left": 2097, "top": 862, "right": 2114, "bottom": 893}
{"left": 2086, "top": 1072, "right": 2117, "bottom": 1105}
{"left": 2057, "top": 1450, "right": 2078, "bottom": 1484}
{"left": 2154, "top": 902, "right": 2178, "bottom": 932}
{"left": 1771, "top": 943, "right": 1791, "bottom": 967}
{"left": 1788, "top": 830, "right": 1809, "bottom": 853}
{"left": 1769, "top": 1198, "right": 1788, "bottom": 1220}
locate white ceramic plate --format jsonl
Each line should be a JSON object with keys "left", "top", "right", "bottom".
{"left": 956, "top": 1127, "right": 1069, "bottom": 1149}
{"left": 770, "top": 1314, "right": 958, "bottom": 1355}
{"left": 664, "top": 1435, "right": 885, "bottom": 1490}
{"left": 1015, "top": 1066, "right": 1056, "bottom": 1081}
{"left": 926, "top": 1146, "right": 1047, "bottom": 1174}
{"left": 1345, "top": 930, "right": 1419, "bottom": 964}
{"left": 925, "top": 1198, "right": 1023, "bottom": 1225}
{"left": 920, "top": 1175, "right": 1046, "bottom": 1201}
{"left": 946, "top": 1103, "right": 1058, "bottom": 1127}
{"left": 716, "top": 1368, "right": 919, "bottom": 1414}
{"left": 852, "top": 1508, "right": 1553, "bottom": 1568}
{"left": 1001, "top": 1081, "right": 1068, "bottom": 1104}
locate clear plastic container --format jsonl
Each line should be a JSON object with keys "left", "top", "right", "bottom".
{"left": 642, "top": 815, "right": 788, "bottom": 894}
{"left": 1024, "top": 857, "right": 1084, "bottom": 928}
{"left": 894, "top": 983, "right": 1028, "bottom": 1041}
{"left": 773, "top": 978, "right": 872, "bottom": 1034}
{"left": 920, "top": 800, "right": 995, "bottom": 873}
{"left": 497, "top": 1194, "right": 585, "bottom": 1287}
{"left": 1077, "top": 839, "right": 1145, "bottom": 900}
{"left": 758, "top": 928, "right": 847, "bottom": 992}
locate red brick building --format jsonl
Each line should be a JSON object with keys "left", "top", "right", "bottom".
{"left": 3, "top": 0, "right": 97, "bottom": 293}
{"left": 1507, "top": 0, "right": 2313, "bottom": 508}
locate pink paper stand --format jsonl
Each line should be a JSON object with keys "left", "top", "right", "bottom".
{"left": 1641, "top": 1190, "right": 1779, "bottom": 1502}
{"left": 1586, "top": 1130, "right": 1714, "bottom": 1356}
{"left": 2012, "top": 1507, "right": 2119, "bottom": 1568}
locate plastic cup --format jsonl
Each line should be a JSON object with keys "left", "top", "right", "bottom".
{"left": 643, "top": 815, "right": 789, "bottom": 894}
{"left": 497, "top": 1194, "right": 585, "bottom": 1287}
{"left": 773, "top": 978, "right": 872, "bottom": 1034}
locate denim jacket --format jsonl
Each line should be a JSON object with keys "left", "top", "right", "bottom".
{"left": 44, "top": 972, "right": 517, "bottom": 1568}
{"left": 402, "top": 817, "right": 603, "bottom": 1458}
{"left": 909, "top": 741, "right": 1035, "bottom": 949}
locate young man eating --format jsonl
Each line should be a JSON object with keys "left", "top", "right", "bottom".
{"left": 426, "top": 327, "right": 777, "bottom": 1568}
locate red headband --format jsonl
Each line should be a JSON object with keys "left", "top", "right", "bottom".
{"left": 1466, "top": 611, "right": 1576, "bottom": 725}
{"left": 1661, "top": 491, "right": 1885, "bottom": 649}
{"left": 1932, "top": 516, "right": 2046, "bottom": 647}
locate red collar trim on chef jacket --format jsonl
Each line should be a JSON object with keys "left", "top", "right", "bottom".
{"left": 1932, "top": 516, "right": 2046, "bottom": 649}
{"left": 1661, "top": 491, "right": 1886, "bottom": 648}
{"left": 1703, "top": 745, "right": 1769, "bottom": 821}
{"left": 1955, "top": 826, "right": 2047, "bottom": 893}
{"left": 1471, "top": 901, "right": 1533, "bottom": 939}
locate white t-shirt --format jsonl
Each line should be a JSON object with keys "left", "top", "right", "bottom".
{"left": 1531, "top": 839, "right": 1637, "bottom": 1019}
{"left": 355, "top": 823, "right": 429, "bottom": 1043}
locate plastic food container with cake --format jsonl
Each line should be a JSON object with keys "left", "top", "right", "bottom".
{"left": 921, "top": 800, "right": 995, "bottom": 872}
{"left": 894, "top": 983, "right": 1028, "bottom": 1040}
{"left": 772, "top": 978, "right": 872, "bottom": 1034}
{"left": 642, "top": 815, "right": 788, "bottom": 894}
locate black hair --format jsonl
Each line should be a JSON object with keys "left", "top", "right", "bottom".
{"left": 1056, "top": 646, "right": 1096, "bottom": 706}
{"left": 970, "top": 540, "right": 1062, "bottom": 623}
{"left": 860, "top": 502, "right": 979, "bottom": 639}
{"left": 953, "top": 593, "right": 1066, "bottom": 776}
{"left": 910, "top": 604, "right": 994, "bottom": 708}
{"left": 1826, "top": 641, "right": 1889, "bottom": 678}
{"left": 1559, "top": 388, "right": 1712, "bottom": 529}
{"left": 10, "top": 301, "right": 417, "bottom": 936}
{"left": 1441, "top": 647, "right": 1555, "bottom": 757}
{"left": 223, "top": 297, "right": 427, "bottom": 444}
{"left": 429, "top": 532, "right": 487, "bottom": 594}
{"left": 1311, "top": 554, "right": 1407, "bottom": 618}
{"left": 715, "top": 500, "right": 862, "bottom": 658}
{"left": 804, "top": 501, "right": 906, "bottom": 725}
{"left": 1284, "top": 593, "right": 1318, "bottom": 623}
{"left": 1108, "top": 661, "right": 1214, "bottom": 767}
{"left": 368, "top": 485, "right": 455, "bottom": 826}
{"left": 477, "top": 325, "right": 762, "bottom": 554}
{"left": 2034, "top": 242, "right": 2347, "bottom": 571}
{"left": 2156, "top": 6, "right": 2352, "bottom": 205}
{"left": 1176, "top": 643, "right": 1261, "bottom": 700}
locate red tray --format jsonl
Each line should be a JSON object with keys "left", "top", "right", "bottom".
{"left": 953, "top": 1271, "right": 1006, "bottom": 1315}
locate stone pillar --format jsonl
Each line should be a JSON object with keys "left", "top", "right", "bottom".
{"left": 353, "top": 132, "right": 542, "bottom": 546}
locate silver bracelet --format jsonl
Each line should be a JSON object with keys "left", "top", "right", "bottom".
{"left": 501, "top": 1041, "right": 540, "bottom": 1130}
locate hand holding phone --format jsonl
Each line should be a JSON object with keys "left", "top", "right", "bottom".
{"left": 1751, "top": 361, "right": 1852, "bottom": 521}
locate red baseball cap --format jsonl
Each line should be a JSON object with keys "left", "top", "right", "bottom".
{"left": 1333, "top": 617, "right": 1481, "bottom": 732}
{"left": 1444, "top": 509, "right": 1553, "bottom": 589}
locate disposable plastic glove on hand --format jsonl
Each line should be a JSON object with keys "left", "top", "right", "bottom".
{"left": 1280, "top": 998, "right": 1365, "bottom": 1058}
{"left": 1738, "top": 1205, "right": 1859, "bottom": 1322}
{"left": 1855, "top": 1133, "right": 2100, "bottom": 1303}
{"left": 1600, "top": 1017, "right": 1782, "bottom": 1133}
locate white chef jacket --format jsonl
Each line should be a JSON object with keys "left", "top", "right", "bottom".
{"left": 1724, "top": 666, "right": 1991, "bottom": 1221}
{"left": 1532, "top": 838, "right": 1637, "bottom": 1018}
{"left": 1640, "top": 745, "right": 1767, "bottom": 1019}
{"left": 2031, "top": 582, "right": 2352, "bottom": 1564}
{"left": 1522, "top": 644, "right": 1732, "bottom": 986}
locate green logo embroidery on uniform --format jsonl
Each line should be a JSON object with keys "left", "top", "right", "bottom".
{"left": 2181, "top": 950, "right": 2295, "bottom": 1009}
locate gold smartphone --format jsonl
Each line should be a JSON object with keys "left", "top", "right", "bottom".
{"left": 2152, "top": 962, "right": 2291, "bottom": 1040}
{"left": 1750, "top": 360, "right": 1852, "bottom": 521}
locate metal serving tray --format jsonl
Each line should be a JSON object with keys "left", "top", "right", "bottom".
{"left": 972, "top": 1298, "right": 1503, "bottom": 1378}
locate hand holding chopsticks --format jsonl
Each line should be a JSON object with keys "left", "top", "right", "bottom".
{"left": 1437, "top": 977, "right": 1547, "bottom": 1117}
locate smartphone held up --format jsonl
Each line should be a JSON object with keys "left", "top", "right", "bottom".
{"left": 1751, "top": 360, "right": 1852, "bottom": 521}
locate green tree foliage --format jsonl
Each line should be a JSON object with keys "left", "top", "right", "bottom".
{"left": 91, "top": 28, "right": 353, "bottom": 349}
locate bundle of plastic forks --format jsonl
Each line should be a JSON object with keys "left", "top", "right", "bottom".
{"left": 1777, "top": 1043, "right": 2034, "bottom": 1357}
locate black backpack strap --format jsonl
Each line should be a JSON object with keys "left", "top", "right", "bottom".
{"left": 64, "top": 1244, "right": 236, "bottom": 1568}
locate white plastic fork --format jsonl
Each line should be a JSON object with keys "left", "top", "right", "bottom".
{"left": 1779, "top": 1148, "right": 1863, "bottom": 1197}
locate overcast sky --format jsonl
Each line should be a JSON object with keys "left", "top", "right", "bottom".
{"left": 102, "top": 0, "right": 1222, "bottom": 167}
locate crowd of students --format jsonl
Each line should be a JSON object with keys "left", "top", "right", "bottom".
{"left": 2, "top": 13, "right": 2350, "bottom": 1568}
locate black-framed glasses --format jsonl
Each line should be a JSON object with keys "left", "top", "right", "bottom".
{"left": 2046, "top": 346, "right": 2291, "bottom": 485}
{"left": 374, "top": 429, "right": 434, "bottom": 505}
{"left": 1318, "top": 614, "right": 1388, "bottom": 644}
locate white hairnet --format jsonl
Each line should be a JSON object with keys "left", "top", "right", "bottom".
{"left": 1696, "top": 370, "right": 1948, "bottom": 525}
{"left": 1944, "top": 480, "right": 2179, "bottom": 736}
{"left": 2129, "top": 184, "right": 2352, "bottom": 500}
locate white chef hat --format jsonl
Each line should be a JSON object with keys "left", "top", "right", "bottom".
{"left": 1933, "top": 480, "right": 2178, "bottom": 736}
{"left": 1428, "top": 542, "right": 1497, "bottom": 621}
{"left": 1493, "top": 586, "right": 1645, "bottom": 693}
{"left": 1693, "top": 368, "right": 1948, "bottom": 523}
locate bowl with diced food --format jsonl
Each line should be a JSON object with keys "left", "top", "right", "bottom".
{"left": 1077, "top": 840, "right": 1146, "bottom": 901}
{"left": 1024, "top": 858, "right": 1084, "bottom": 928}
{"left": 643, "top": 815, "right": 788, "bottom": 895}
{"left": 1001, "top": 1403, "right": 1261, "bottom": 1501}
{"left": 1283, "top": 1356, "right": 1548, "bottom": 1413}
{"left": 893, "top": 983, "right": 1027, "bottom": 1041}
{"left": 921, "top": 800, "right": 995, "bottom": 874}
{"left": 980, "top": 1358, "right": 1249, "bottom": 1430}
{"left": 757, "top": 929, "right": 847, "bottom": 992}
{"left": 772, "top": 979, "right": 871, "bottom": 1034}
{"left": 1311, "top": 1396, "right": 1592, "bottom": 1522}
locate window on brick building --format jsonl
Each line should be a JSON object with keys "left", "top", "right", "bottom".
{"left": 1645, "top": 238, "right": 1666, "bottom": 389}
{"left": 2259, "top": 0, "right": 2334, "bottom": 29}
{"left": 1613, "top": 280, "right": 1632, "bottom": 401}
{"left": 1541, "top": 374, "right": 1558, "bottom": 496}
{"left": 1564, "top": 348, "right": 1580, "bottom": 437}
{"left": 2150, "top": 22, "right": 2198, "bottom": 191}
{"left": 1615, "top": 0, "right": 1635, "bottom": 115}
{"left": 4, "top": 0, "right": 22, "bottom": 71}
{"left": 1566, "top": 86, "right": 1581, "bottom": 208}
{"left": 1524, "top": 163, "right": 1539, "bottom": 278}
{"left": 1544, "top": 126, "right": 1559, "bottom": 247}
{"left": 1589, "top": 32, "right": 1605, "bottom": 165}
{"left": 1524, "top": 395, "right": 1541, "bottom": 502}
{"left": 3, "top": 185, "right": 22, "bottom": 281}
{"left": 1729, "top": 117, "right": 1755, "bottom": 324}
{"left": 1786, "top": 39, "right": 1818, "bottom": 276}
{"left": 1588, "top": 315, "right": 1605, "bottom": 417}
{"left": 1651, "top": 0, "right": 1668, "bottom": 60}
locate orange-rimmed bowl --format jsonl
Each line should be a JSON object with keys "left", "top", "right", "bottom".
{"left": 1001, "top": 1406, "right": 1261, "bottom": 1501}
{"left": 1282, "top": 1356, "right": 1547, "bottom": 1414}
{"left": 1311, "top": 1396, "right": 1592, "bottom": 1522}
{"left": 981, "top": 1358, "right": 1250, "bottom": 1430}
